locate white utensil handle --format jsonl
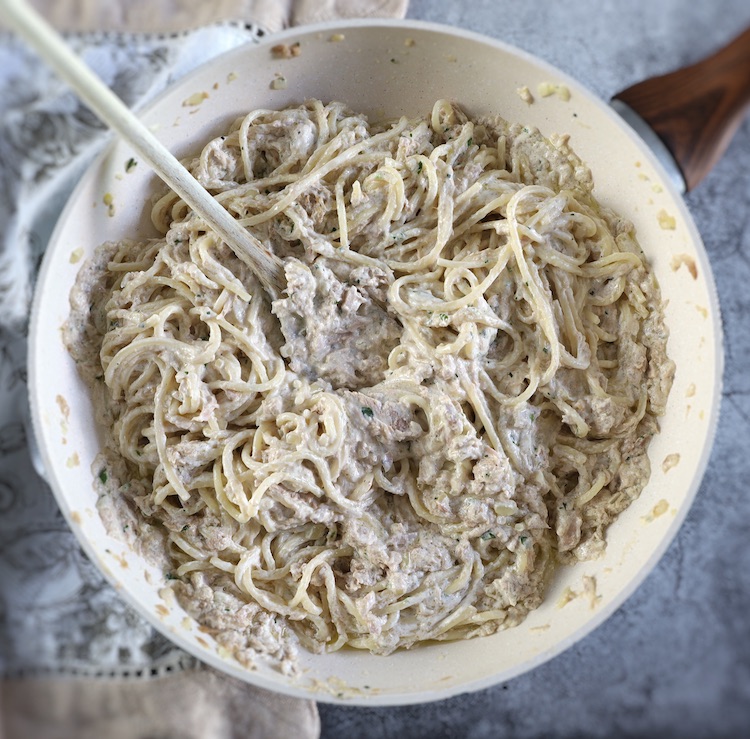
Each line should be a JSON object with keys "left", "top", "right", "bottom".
{"left": 0, "top": 0, "right": 285, "bottom": 296}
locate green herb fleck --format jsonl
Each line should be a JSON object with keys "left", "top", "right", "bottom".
{"left": 125, "top": 158, "right": 138, "bottom": 172}
{"left": 542, "top": 346, "right": 549, "bottom": 354}
{"left": 481, "top": 531, "right": 496, "bottom": 541}
{"left": 165, "top": 572, "right": 178, "bottom": 580}
{"left": 417, "top": 161, "right": 423, "bottom": 173}
{"left": 519, "top": 535, "right": 529, "bottom": 545}
{"left": 467, "top": 137, "right": 473, "bottom": 146}
{"left": 439, "top": 313, "right": 449, "bottom": 321}
{"left": 361, "top": 406, "right": 374, "bottom": 418}
{"left": 98, "top": 469, "right": 108, "bottom": 484}
{"left": 181, "top": 525, "right": 189, "bottom": 532}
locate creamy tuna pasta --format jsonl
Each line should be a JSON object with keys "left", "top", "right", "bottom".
{"left": 66, "top": 99, "right": 674, "bottom": 673}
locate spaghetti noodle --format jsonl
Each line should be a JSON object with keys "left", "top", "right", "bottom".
{"left": 66, "top": 100, "right": 674, "bottom": 672}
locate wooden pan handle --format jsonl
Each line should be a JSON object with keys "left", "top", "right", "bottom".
{"left": 614, "top": 26, "right": 750, "bottom": 191}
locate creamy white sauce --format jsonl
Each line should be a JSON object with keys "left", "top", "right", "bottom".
{"left": 65, "top": 100, "right": 674, "bottom": 673}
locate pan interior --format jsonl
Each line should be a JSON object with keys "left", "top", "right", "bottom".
{"left": 28, "top": 20, "right": 722, "bottom": 705}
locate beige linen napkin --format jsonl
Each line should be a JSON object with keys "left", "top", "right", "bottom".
{"left": 0, "top": 2, "right": 407, "bottom": 738}
{"left": 1, "top": 667, "right": 320, "bottom": 738}
{"left": 22, "top": 0, "right": 408, "bottom": 34}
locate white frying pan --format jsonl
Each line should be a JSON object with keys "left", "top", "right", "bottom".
{"left": 28, "top": 20, "right": 725, "bottom": 704}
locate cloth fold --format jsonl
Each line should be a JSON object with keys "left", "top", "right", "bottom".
{"left": 1, "top": 668, "right": 321, "bottom": 738}
{"left": 17, "top": 0, "right": 408, "bottom": 34}
{"left": 0, "top": 1, "right": 408, "bottom": 737}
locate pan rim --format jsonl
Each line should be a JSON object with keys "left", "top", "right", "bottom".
{"left": 27, "top": 17, "right": 724, "bottom": 705}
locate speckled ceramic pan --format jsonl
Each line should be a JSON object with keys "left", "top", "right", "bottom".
{"left": 28, "top": 20, "right": 722, "bottom": 705}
